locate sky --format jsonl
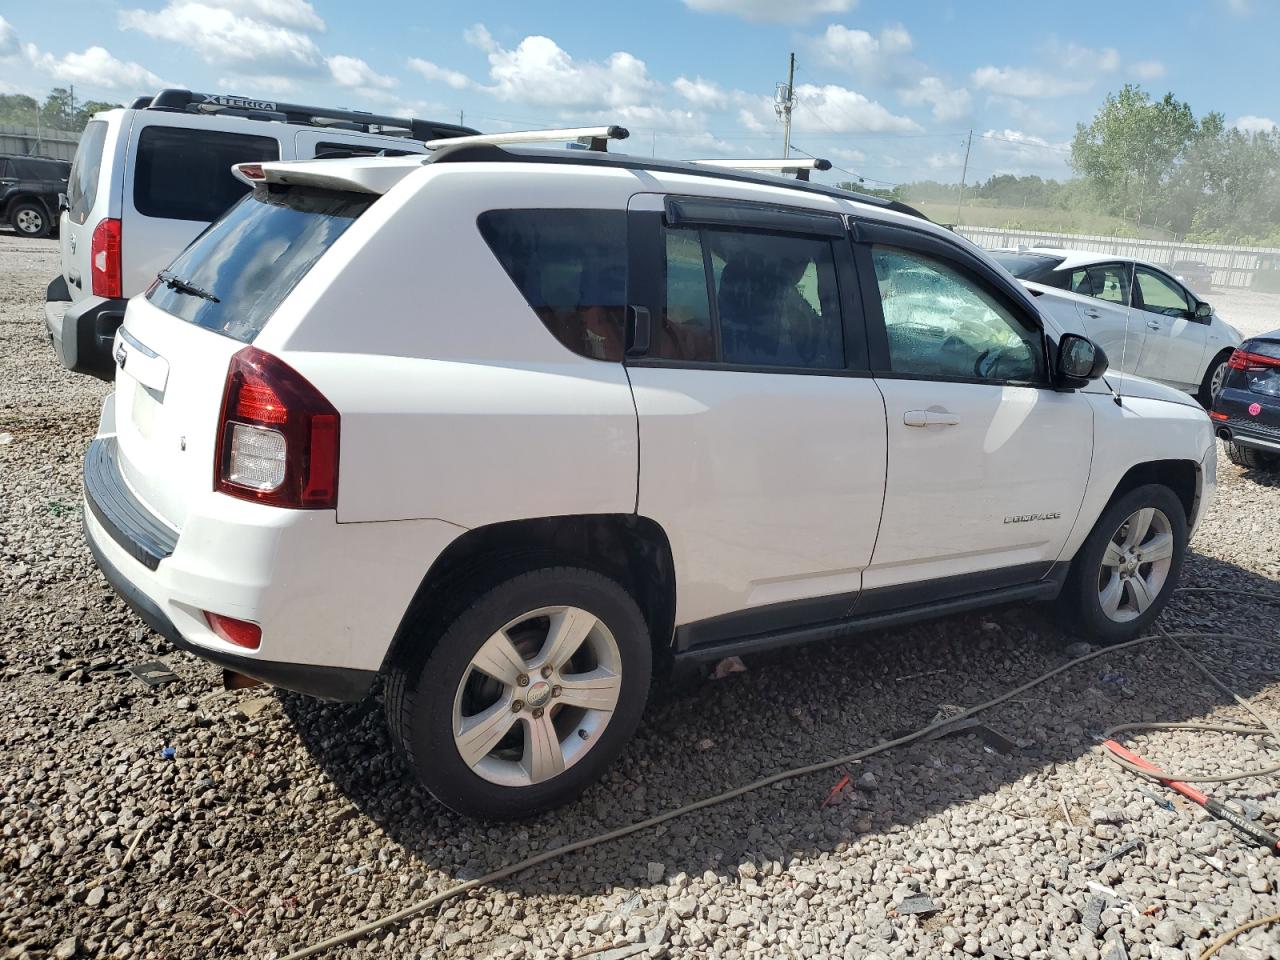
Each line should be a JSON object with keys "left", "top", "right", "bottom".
{"left": 0, "top": 0, "right": 1276, "bottom": 188}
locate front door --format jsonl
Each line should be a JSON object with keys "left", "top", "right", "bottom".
{"left": 856, "top": 227, "right": 1093, "bottom": 594}
{"left": 1133, "top": 266, "right": 1208, "bottom": 389}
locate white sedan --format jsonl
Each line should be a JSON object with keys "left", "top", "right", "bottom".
{"left": 991, "top": 248, "right": 1242, "bottom": 404}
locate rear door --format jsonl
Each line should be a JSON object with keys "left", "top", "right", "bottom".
{"left": 110, "top": 183, "right": 373, "bottom": 528}
{"left": 121, "top": 116, "right": 281, "bottom": 296}
{"left": 1133, "top": 266, "right": 1207, "bottom": 388}
{"left": 61, "top": 118, "right": 113, "bottom": 303}
{"left": 625, "top": 194, "right": 888, "bottom": 636}
{"left": 856, "top": 222, "right": 1092, "bottom": 592}
{"left": 1067, "top": 261, "right": 1145, "bottom": 374}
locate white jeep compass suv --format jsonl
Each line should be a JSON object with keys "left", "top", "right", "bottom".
{"left": 83, "top": 133, "right": 1216, "bottom": 819}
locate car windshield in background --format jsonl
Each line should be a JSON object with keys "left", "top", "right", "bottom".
{"left": 145, "top": 186, "right": 372, "bottom": 343}
{"left": 989, "top": 252, "right": 1066, "bottom": 284}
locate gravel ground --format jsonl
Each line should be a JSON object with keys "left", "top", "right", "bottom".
{"left": 2, "top": 231, "right": 1279, "bottom": 960}
{"left": 1206, "top": 289, "right": 1279, "bottom": 341}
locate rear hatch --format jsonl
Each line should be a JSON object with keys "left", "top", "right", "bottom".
{"left": 110, "top": 181, "right": 375, "bottom": 529}
{"left": 61, "top": 119, "right": 112, "bottom": 303}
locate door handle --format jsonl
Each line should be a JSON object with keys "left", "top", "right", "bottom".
{"left": 904, "top": 409, "right": 960, "bottom": 427}
{"left": 1084, "top": 309, "right": 1102, "bottom": 319}
{"left": 1146, "top": 320, "right": 1161, "bottom": 330}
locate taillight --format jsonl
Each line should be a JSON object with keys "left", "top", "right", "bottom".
{"left": 214, "top": 347, "right": 339, "bottom": 509}
{"left": 1227, "top": 348, "right": 1280, "bottom": 371}
{"left": 90, "top": 217, "right": 122, "bottom": 298}
{"left": 1209, "top": 410, "right": 1229, "bottom": 421}
{"left": 205, "top": 611, "right": 262, "bottom": 650}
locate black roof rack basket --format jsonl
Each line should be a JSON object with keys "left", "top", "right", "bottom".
{"left": 141, "top": 89, "right": 477, "bottom": 142}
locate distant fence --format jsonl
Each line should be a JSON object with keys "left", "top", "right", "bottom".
{"left": 956, "top": 225, "right": 1280, "bottom": 290}
{"left": 0, "top": 123, "right": 79, "bottom": 161}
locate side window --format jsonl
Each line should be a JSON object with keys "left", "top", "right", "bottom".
{"left": 478, "top": 209, "right": 627, "bottom": 361}
{"left": 657, "top": 227, "right": 716, "bottom": 361}
{"left": 870, "top": 246, "right": 1044, "bottom": 383}
{"left": 133, "top": 126, "right": 279, "bottom": 222}
{"left": 67, "top": 120, "right": 108, "bottom": 224}
{"left": 1135, "top": 268, "right": 1190, "bottom": 317}
{"left": 1071, "top": 264, "right": 1130, "bottom": 305}
{"left": 311, "top": 141, "right": 418, "bottom": 160}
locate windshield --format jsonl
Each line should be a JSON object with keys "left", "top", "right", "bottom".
{"left": 145, "top": 185, "right": 372, "bottom": 342}
{"left": 989, "top": 252, "right": 1066, "bottom": 284}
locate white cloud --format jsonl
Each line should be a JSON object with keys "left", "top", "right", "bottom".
{"left": 829, "top": 145, "right": 866, "bottom": 164}
{"left": 814, "top": 24, "right": 912, "bottom": 74}
{"left": 464, "top": 24, "right": 498, "bottom": 53}
{"left": 29, "top": 45, "right": 171, "bottom": 91}
{"left": 971, "top": 64, "right": 1090, "bottom": 99}
{"left": 738, "top": 108, "right": 768, "bottom": 133}
{"left": 900, "top": 76, "right": 971, "bottom": 122}
{"left": 673, "top": 76, "right": 727, "bottom": 110}
{"left": 211, "top": 0, "right": 325, "bottom": 31}
{"left": 1129, "top": 60, "right": 1166, "bottom": 81}
{"left": 682, "top": 0, "right": 857, "bottom": 22}
{"left": 927, "top": 151, "right": 964, "bottom": 172}
{"left": 1056, "top": 43, "right": 1119, "bottom": 74}
{"left": 327, "top": 54, "right": 395, "bottom": 90}
{"left": 788, "top": 82, "right": 921, "bottom": 133}
{"left": 0, "top": 16, "right": 18, "bottom": 59}
{"left": 476, "top": 32, "right": 657, "bottom": 111}
{"left": 120, "top": 1, "right": 324, "bottom": 73}
{"left": 217, "top": 73, "right": 299, "bottom": 95}
{"left": 1234, "top": 115, "right": 1278, "bottom": 134}
{"left": 407, "top": 58, "right": 473, "bottom": 90}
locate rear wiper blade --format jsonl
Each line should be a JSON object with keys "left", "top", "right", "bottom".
{"left": 156, "top": 270, "right": 219, "bottom": 303}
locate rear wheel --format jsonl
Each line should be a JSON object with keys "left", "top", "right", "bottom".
{"left": 1198, "top": 350, "right": 1232, "bottom": 407}
{"left": 1059, "top": 484, "right": 1187, "bottom": 644}
{"left": 385, "top": 566, "right": 652, "bottom": 820}
{"left": 1225, "top": 440, "right": 1280, "bottom": 471}
{"left": 10, "top": 201, "right": 50, "bottom": 238}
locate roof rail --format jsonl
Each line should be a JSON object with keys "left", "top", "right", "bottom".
{"left": 691, "top": 157, "right": 833, "bottom": 182}
{"left": 138, "top": 89, "right": 478, "bottom": 143}
{"left": 425, "top": 125, "right": 630, "bottom": 152}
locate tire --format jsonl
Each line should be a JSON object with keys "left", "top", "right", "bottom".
{"left": 10, "top": 201, "right": 50, "bottom": 238}
{"left": 1197, "top": 350, "right": 1232, "bottom": 408}
{"left": 1058, "top": 484, "right": 1188, "bottom": 644}
{"left": 385, "top": 566, "right": 652, "bottom": 820}
{"left": 1225, "top": 440, "right": 1280, "bottom": 471}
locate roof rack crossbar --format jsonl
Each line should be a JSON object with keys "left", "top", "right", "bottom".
{"left": 141, "top": 89, "right": 477, "bottom": 143}
{"left": 425, "top": 125, "right": 629, "bottom": 152}
{"left": 691, "top": 157, "right": 833, "bottom": 182}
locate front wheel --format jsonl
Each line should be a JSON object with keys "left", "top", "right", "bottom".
{"left": 385, "top": 566, "right": 652, "bottom": 820}
{"left": 1198, "top": 351, "right": 1232, "bottom": 408}
{"left": 1058, "top": 484, "right": 1188, "bottom": 644}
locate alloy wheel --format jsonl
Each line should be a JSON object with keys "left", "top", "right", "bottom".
{"left": 1209, "top": 360, "right": 1228, "bottom": 398}
{"left": 1096, "top": 507, "right": 1174, "bottom": 622}
{"left": 451, "top": 605, "right": 623, "bottom": 787}
{"left": 14, "top": 208, "right": 42, "bottom": 235}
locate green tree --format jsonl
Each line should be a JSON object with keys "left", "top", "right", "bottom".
{"left": 1070, "top": 84, "right": 1198, "bottom": 227}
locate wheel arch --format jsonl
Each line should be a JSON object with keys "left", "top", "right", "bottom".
{"left": 381, "top": 514, "right": 677, "bottom": 676}
{"left": 1103, "top": 458, "right": 1199, "bottom": 526}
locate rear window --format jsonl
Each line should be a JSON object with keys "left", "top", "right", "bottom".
{"left": 478, "top": 209, "right": 627, "bottom": 360}
{"left": 145, "top": 185, "right": 371, "bottom": 342}
{"left": 989, "top": 252, "right": 1066, "bottom": 285}
{"left": 67, "top": 121, "right": 108, "bottom": 225}
{"left": 133, "top": 126, "right": 279, "bottom": 222}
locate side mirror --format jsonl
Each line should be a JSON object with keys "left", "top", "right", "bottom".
{"left": 1195, "top": 301, "right": 1213, "bottom": 320}
{"left": 1057, "top": 333, "right": 1108, "bottom": 387}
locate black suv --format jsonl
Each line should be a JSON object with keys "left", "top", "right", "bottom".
{"left": 1, "top": 155, "right": 70, "bottom": 238}
{"left": 1212, "top": 330, "right": 1280, "bottom": 471}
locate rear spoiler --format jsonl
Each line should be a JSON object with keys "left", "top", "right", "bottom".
{"left": 231, "top": 157, "right": 423, "bottom": 195}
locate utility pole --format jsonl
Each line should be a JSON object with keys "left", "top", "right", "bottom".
{"left": 774, "top": 52, "right": 796, "bottom": 159}
{"left": 954, "top": 128, "right": 972, "bottom": 225}
{"left": 458, "top": 109, "right": 464, "bottom": 126}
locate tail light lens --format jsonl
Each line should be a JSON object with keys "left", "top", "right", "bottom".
{"left": 205, "top": 611, "right": 262, "bottom": 650}
{"left": 1227, "top": 348, "right": 1280, "bottom": 371}
{"left": 214, "top": 347, "right": 339, "bottom": 509}
{"left": 90, "top": 217, "right": 122, "bottom": 298}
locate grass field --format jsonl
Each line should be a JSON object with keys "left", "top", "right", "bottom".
{"left": 909, "top": 200, "right": 1175, "bottom": 240}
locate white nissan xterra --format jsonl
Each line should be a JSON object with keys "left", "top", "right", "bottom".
{"left": 82, "top": 128, "right": 1216, "bottom": 819}
{"left": 44, "top": 88, "right": 473, "bottom": 380}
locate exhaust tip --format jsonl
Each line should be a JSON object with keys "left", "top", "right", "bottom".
{"left": 1216, "top": 428, "right": 1232, "bottom": 442}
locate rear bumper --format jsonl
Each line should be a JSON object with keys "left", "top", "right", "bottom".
{"left": 1213, "top": 386, "right": 1280, "bottom": 453}
{"left": 45, "top": 282, "right": 126, "bottom": 382}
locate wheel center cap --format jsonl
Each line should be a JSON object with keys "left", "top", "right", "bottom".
{"left": 526, "top": 680, "right": 552, "bottom": 708}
